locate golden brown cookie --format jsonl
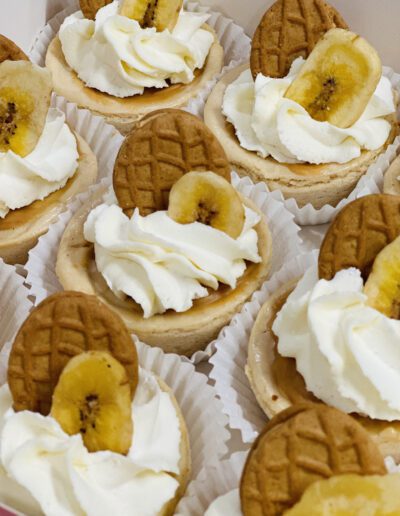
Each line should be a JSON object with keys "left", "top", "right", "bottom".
{"left": 250, "top": 0, "right": 348, "bottom": 79}
{"left": 319, "top": 194, "right": 400, "bottom": 281}
{"left": 113, "top": 109, "right": 231, "bottom": 216}
{"left": 8, "top": 291, "right": 139, "bottom": 415}
{"left": 79, "top": 0, "right": 112, "bottom": 20}
{"left": 0, "top": 34, "right": 28, "bottom": 63}
{"left": 240, "top": 403, "right": 386, "bottom": 516}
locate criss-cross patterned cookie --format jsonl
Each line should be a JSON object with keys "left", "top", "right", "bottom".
{"left": 113, "top": 109, "right": 231, "bottom": 217}
{"left": 319, "top": 194, "right": 400, "bottom": 280}
{"left": 240, "top": 403, "right": 386, "bottom": 516}
{"left": 8, "top": 291, "right": 139, "bottom": 415}
{"left": 250, "top": 0, "right": 348, "bottom": 79}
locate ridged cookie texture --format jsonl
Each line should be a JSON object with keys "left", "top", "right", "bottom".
{"left": 250, "top": 0, "right": 348, "bottom": 79}
{"left": 318, "top": 194, "right": 400, "bottom": 281}
{"left": 113, "top": 109, "right": 231, "bottom": 217}
{"left": 240, "top": 404, "right": 386, "bottom": 516}
{"left": 8, "top": 291, "right": 139, "bottom": 415}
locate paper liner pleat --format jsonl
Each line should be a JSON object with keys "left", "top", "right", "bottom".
{"left": 176, "top": 452, "right": 247, "bottom": 516}
{"left": 0, "top": 335, "right": 230, "bottom": 485}
{"left": 209, "top": 251, "right": 318, "bottom": 443}
{"left": 0, "top": 261, "right": 32, "bottom": 354}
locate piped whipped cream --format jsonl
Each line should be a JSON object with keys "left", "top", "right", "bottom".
{"left": 59, "top": 1, "right": 214, "bottom": 98}
{"left": 84, "top": 193, "right": 261, "bottom": 318}
{"left": 0, "top": 367, "right": 182, "bottom": 516}
{"left": 205, "top": 489, "right": 241, "bottom": 516}
{"left": 223, "top": 58, "right": 396, "bottom": 165}
{"left": 273, "top": 265, "right": 400, "bottom": 421}
{"left": 0, "top": 108, "right": 79, "bottom": 218}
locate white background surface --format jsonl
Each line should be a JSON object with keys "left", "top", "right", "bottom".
{"left": 0, "top": 0, "right": 399, "bottom": 72}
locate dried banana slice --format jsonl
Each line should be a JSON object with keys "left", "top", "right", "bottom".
{"left": 0, "top": 60, "right": 52, "bottom": 157}
{"left": 285, "top": 28, "right": 382, "bottom": 129}
{"left": 286, "top": 474, "right": 400, "bottom": 515}
{"left": 168, "top": 171, "right": 245, "bottom": 239}
{"left": 120, "top": 0, "right": 183, "bottom": 32}
{"left": 364, "top": 236, "right": 400, "bottom": 319}
{"left": 51, "top": 351, "right": 133, "bottom": 455}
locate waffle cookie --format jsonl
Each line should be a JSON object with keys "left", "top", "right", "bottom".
{"left": 8, "top": 291, "right": 139, "bottom": 415}
{"left": 250, "top": 0, "right": 348, "bottom": 79}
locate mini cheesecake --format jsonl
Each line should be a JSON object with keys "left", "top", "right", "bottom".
{"left": 205, "top": 64, "right": 398, "bottom": 210}
{"left": 55, "top": 187, "right": 272, "bottom": 356}
{"left": 46, "top": 27, "right": 223, "bottom": 135}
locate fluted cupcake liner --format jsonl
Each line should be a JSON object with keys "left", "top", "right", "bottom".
{"left": 176, "top": 453, "right": 400, "bottom": 516}
{"left": 24, "top": 172, "right": 302, "bottom": 364}
{"left": 176, "top": 452, "right": 247, "bottom": 515}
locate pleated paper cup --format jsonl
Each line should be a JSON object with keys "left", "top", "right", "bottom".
{"left": 209, "top": 251, "right": 318, "bottom": 443}
{"left": 30, "top": 0, "right": 251, "bottom": 124}
{"left": 0, "top": 336, "right": 230, "bottom": 515}
{"left": 176, "top": 452, "right": 247, "bottom": 516}
{"left": 24, "top": 172, "right": 302, "bottom": 364}
{"left": 0, "top": 259, "right": 32, "bottom": 361}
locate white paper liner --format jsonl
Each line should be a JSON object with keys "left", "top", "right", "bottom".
{"left": 209, "top": 251, "right": 318, "bottom": 443}
{"left": 0, "top": 261, "right": 33, "bottom": 375}
{"left": 30, "top": 0, "right": 251, "bottom": 120}
{"left": 0, "top": 335, "right": 230, "bottom": 515}
{"left": 176, "top": 451, "right": 247, "bottom": 516}
{"left": 24, "top": 171, "right": 302, "bottom": 364}
{"left": 189, "top": 64, "right": 400, "bottom": 226}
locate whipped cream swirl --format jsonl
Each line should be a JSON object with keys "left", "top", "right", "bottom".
{"left": 223, "top": 58, "right": 395, "bottom": 165}
{"left": 0, "top": 368, "right": 182, "bottom": 516}
{"left": 205, "top": 489, "right": 241, "bottom": 516}
{"left": 59, "top": 1, "right": 214, "bottom": 98}
{"left": 273, "top": 265, "right": 400, "bottom": 421}
{"left": 0, "top": 108, "right": 78, "bottom": 218}
{"left": 84, "top": 196, "right": 261, "bottom": 318}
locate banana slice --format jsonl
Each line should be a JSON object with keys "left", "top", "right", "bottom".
{"left": 364, "top": 236, "right": 400, "bottom": 319}
{"left": 284, "top": 28, "right": 382, "bottom": 129}
{"left": 51, "top": 351, "right": 133, "bottom": 455}
{"left": 168, "top": 171, "right": 245, "bottom": 239}
{"left": 0, "top": 60, "right": 52, "bottom": 157}
{"left": 286, "top": 474, "right": 400, "bottom": 515}
{"left": 120, "top": 0, "right": 183, "bottom": 32}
